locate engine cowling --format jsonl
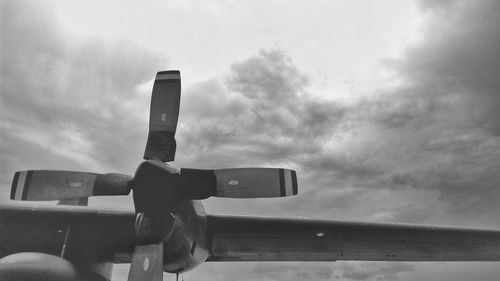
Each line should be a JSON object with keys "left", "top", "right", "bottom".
{"left": 0, "top": 252, "right": 106, "bottom": 281}
{"left": 162, "top": 200, "right": 210, "bottom": 273}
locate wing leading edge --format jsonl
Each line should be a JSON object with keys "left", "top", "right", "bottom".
{"left": 207, "top": 215, "right": 500, "bottom": 262}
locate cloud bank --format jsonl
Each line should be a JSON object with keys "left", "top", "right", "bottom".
{"left": 175, "top": 0, "right": 500, "bottom": 228}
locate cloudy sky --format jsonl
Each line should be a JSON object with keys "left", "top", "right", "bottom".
{"left": 2, "top": 0, "right": 500, "bottom": 280}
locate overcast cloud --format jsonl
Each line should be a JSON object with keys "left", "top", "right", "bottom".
{"left": 2, "top": 0, "right": 500, "bottom": 280}
{"left": 1, "top": 0, "right": 167, "bottom": 177}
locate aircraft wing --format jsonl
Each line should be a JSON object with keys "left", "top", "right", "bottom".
{"left": 3, "top": 205, "right": 500, "bottom": 263}
{"left": 0, "top": 204, "right": 136, "bottom": 261}
{"left": 206, "top": 215, "right": 500, "bottom": 261}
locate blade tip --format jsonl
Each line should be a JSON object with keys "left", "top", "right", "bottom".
{"left": 291, "top": 170, "right": 298, "bottom": 195}
{"left": 10, "top": 171, "right": 30, "bottom": 200}
{"left": 155, "top": 70, "right": 180, "bottom": 81}
{"left": 10, "top": 172, "right": 20, "bottom": 200}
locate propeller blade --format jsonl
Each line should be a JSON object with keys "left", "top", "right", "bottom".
{"left": 127, "top": 242, "right": 164, "bottom": 281}
{"left": 180, "top": 168, "right": 298, "bottom": 199}
{"left": 143, "top": 70, "right": 181, "bottom": 162}
{"left": 10, "top": 171, "right": 131, "bottom": 201}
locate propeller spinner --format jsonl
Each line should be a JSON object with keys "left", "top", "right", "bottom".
{"left": 10, "top": 70, "right": 298, "bottom": 281}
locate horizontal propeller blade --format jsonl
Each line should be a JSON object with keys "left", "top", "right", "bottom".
{"left": 143, "top": 70, "right": 181, "bottom": 162}
{"left": 10, "top": 171, "right": 132, "bottom": 201}
{"left": 180, "top": 168, "right": 298, "bottom": 199}
{"left": 10, "top": 166, "right": 298, "bottom": 201}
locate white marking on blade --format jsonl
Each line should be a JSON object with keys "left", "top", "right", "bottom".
{"left": 156, "top": 73, "right": 180, "bottom": 80}
{"left": 316, "top": 232, "right": 327, "bottom": 237}
{"left": 15, "top": 171, "right": 27, "bottom": 200}
{"left": 228, "top": 180, "right": 239, "bottom": 186}
{"left": 143, "top": 257, "right": 150, "bottom": 271}
{"left": 284, "top": 169, "right": 293, "bottom": 195}
{"left": 70, "top": 182, "right": 82, "bottom": 187}
{"left": 161, "top": 113, "right": 167, "bottom": 122}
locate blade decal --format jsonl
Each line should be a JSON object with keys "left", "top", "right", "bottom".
{"left": 22, "top": 170, "right": 33, "bottom": 200}
{"left": 128, "top": 242, "right": 164, "bottom": 281}
{"left": 279, "top": 169, "right": 286, "bottom": 196}
{"left": 291, "top": 170, "right": 298, "bottom": 195}
{"left": 10, "top": 172, "right": 19, "bottom": 200}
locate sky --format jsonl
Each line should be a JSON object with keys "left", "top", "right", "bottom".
{"left": 1, "top": 0, "right": 500, "bottom": 280}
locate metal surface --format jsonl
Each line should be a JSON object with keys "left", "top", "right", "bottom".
{"left": 207, "top": 215, "right": 500, "bottom": 261}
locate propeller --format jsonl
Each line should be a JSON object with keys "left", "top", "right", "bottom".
{"left": 10, "top": 70, "right": 298, "bottom": 281}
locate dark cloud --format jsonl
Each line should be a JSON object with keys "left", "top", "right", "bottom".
{"left": 362, "top": 0, "right": 500, "bottom": 220}
{"left": 234, "top": 0, "right": 500, "bottom": 225}
{"left": 392, "top": 0, "right": 500, "bottom": 134}
{"left": 228, "top": 49, "right": 308, "bottom": 102}
{"left": 181, "top": 0, "right": 500, "bottom": 233}
{"left": 0, "top": 0, "right": 167, "bottom": 189}
{"left": 177, "top": 49, "right": 346, "bottom": 171}
{"left": 177, "top": 0, "right": 500, "bottom": 226}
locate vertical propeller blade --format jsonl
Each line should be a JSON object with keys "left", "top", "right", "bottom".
{"left": 10, "top": 171, "right": 131, "bottom": 201}
{"left": 180, "top": 168, "right": 298, "bottom": 199}
{"left": 143, "top": 70, "right": 181, "bottom": 162}
{"left": 127, "top": 242, "right": 164, "bottom": 281}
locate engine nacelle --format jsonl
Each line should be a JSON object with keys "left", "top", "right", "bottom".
{"left": 0, "top": 252, "right": 106, "bottom": 281}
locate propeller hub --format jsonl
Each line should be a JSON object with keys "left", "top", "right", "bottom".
{"left": 131, "top": 161, "right": 183, "bottom": 243}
